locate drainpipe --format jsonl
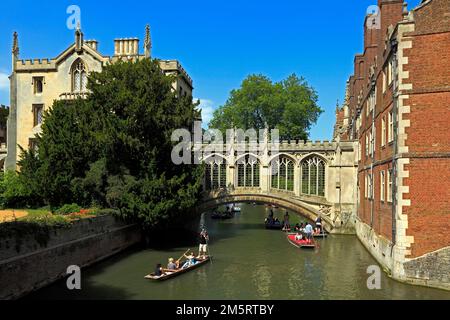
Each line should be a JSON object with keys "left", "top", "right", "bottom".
{"left": 390, "top": 38, "right": 399, "bottom": 248}
{"left": 370, "top": 78, "right": 376, "bottom": 228}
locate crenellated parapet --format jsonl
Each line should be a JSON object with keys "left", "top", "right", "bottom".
{"left": 15, "top": 58, "right": 56, "bottom": 72}
{"left": 159, "top": 60, "right": 193, "bottom": 88}
{"left": 196, "top": 139, "right": 355, "bottom": 158}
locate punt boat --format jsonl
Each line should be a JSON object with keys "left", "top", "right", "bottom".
{"left": 144, "top": 256, "right": 211, "bottom": 281}
{"left": 287, "top": 234, "right": 315, "bottom": 249}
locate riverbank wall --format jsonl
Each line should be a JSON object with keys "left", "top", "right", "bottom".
{"left": 356, "top": 218, "right": 450, "bottom": 291}
{"left": 0, "top": 215, "right": 142, "bottom": 300}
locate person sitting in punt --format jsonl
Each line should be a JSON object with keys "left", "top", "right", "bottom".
{"left": 182, "top": 252, "right": 197, "bottom": 269}
{"left": 167, "top": 258, "right": 177, "bottom": 271}
{"left": 154, "top": 263, "right": 164, "bottom": 277}
{"left": 295, "top": 232, "right": 303, "bottom": 241}
{"left": 294, "top": 223, "right": 300, "bottom": 231}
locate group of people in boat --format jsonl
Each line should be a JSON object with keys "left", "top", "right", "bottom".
{"left": 292, "top": 216, "right": 324, "bottom": 241}
{"left": 265, "top": 209, "right": 289, "bottom": 227}
{"left": 153, "top": 229, "right": 210, "bottom": 277}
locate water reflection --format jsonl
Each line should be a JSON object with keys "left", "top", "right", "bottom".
{"left": 27, "top": 204, "right": 450, "bottom": 300}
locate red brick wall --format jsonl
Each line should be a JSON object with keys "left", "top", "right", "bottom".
{"left": 401, "top": 0, "right": 450, "bottom": 258}
{"left": 404, "top": 92, "right": 450, "bottom": 153}
{"left": 347, "top": 0, "right": 450, "bottom": 257}
{"left": 404, "top": 158, "right": 450, "bottom": 257}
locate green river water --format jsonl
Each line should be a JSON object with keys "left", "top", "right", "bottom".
{"left": 28, "top": 204, "right": 450, "bottom": 300}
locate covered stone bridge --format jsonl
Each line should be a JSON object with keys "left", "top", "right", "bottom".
{"left": 196, "top": 139, "right": 358, "bottom": 234}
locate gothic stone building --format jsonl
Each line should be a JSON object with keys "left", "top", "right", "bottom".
{"left": 5, "top": 25, "right": 193, "bottom": 170}
{"left": 334, "top": 0, "right": 450, "bottom": 290}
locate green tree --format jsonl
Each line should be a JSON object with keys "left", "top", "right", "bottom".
{"left": 209, "top": 74, "right": 322, "bottom": 140}
{"left": 17, "top": 58, "right": 203, "bottom": 229}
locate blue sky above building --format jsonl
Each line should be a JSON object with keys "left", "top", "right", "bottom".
{"left": 0, "top": 0, "right": 421, "bottom": 140}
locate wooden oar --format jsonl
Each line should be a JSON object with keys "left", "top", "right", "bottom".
{"left": 177, "top": 249, "right": 191, "bottom": 263}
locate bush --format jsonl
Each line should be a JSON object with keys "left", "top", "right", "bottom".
{"left": 55, "top": 203, "right": 82, "bottom": 215}
{"left": 0, "top": 214, "right": 71, "bottom": 249}
{"left": 0, "top": 171, "right": 34, "bottom": 209}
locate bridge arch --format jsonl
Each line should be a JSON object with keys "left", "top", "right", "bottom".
{"left": 198, "top": 192, "right": 334, "bottom": 232}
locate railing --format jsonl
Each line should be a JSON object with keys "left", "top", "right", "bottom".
{"left": 59, "top": 92, "right": 88, "bottom": 100}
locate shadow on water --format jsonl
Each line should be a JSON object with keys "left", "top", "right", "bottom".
{"left": 25, "top": 245, "right": 146, "bottom": 300}
{"left": 25, "top": 204, "right": 450, "bottom": 300}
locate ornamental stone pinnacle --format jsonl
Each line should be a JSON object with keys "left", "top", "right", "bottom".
{"left": 12, "top": 32, "right": 19, "bottom": 56}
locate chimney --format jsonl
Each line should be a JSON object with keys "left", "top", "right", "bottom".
{"left": 85, "top": 40, "right": 98, "bottom": 51}
{"left": 114, "top": 38, "right": 139, "bottom": 56}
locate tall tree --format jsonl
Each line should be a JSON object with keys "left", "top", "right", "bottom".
{"left": 18, "top": 59, "right": 203, "bottom": 229}
{"left": 209, "top": 74, "right": 322, "bottom": 140}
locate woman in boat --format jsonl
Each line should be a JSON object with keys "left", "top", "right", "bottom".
{"left": 167, "top": 258, "right": 177, "bottom": 271}
{"left": 295, "top": 232, "right": 303, "bottom": 241}
{"left": 182, "top": 252, "right": 197, "bottom": 269}
{"left": 154, "top": 263, "right": 164, "bottom": 277}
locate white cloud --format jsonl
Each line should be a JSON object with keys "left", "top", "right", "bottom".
{"left": 196, "top": 98, "right": 216, "bottom": 128}
{"left": 0, "top": 72, "right": 9, "bottom": 91}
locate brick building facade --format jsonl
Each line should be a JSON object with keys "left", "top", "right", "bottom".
{"left": 335, "top": 0, "right": 450, "bottom": 289}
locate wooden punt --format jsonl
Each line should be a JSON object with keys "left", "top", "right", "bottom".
{"left": 211, "top": 211, "right": 234, "bottom": 219}
{"left": 265, "top": 222, "right": 283, "bottom": 230}
{"left": 144, "top": 257, "right": 211, "bottom": 281}
{"left": 287, "top": 234, "right": 315, "bottom": 249}
{"left": 313, "top": 232, "right": 328, "bottom": 238}
{"left": 287, "top": 231, "right": 328, "bottom": 238}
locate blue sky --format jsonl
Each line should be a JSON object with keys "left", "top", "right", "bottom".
{"left": 0, "top": 0, "right": 421, "bottom": 140}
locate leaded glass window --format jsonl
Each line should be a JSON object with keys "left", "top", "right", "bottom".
{"left": 301, "top": 156, "right": 326, "bottom": 197}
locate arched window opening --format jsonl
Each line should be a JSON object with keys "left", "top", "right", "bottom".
{"left": 205, "top": 158, "right": 227, "bottom": 190}
{"left": 237, "top": 156, "right": 260, "bottom": 188}
{"left": 271, "top": 156, "right": 294, "bottom": 192}
{"left": 72, "top": 59, "right": 88, "bottom": 93}
{"left": 301, "top": 156, "right": 326, "bottom": 197}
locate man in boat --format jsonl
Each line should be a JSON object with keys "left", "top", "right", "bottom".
{"left": 182, "top": 252, "right": 198, "bottom": 269}
{"left": 267, "top": 209, "right": 274, "bottom": 224}
{"left": 283, "top": 211, "right": 290, "bottom": 231}
{"left": 198, "top": 229, "right": 209, "bottom": 259}
{"left": 304, "top": 222, "right": 313, "bottom": 243}
{"left": 315, "top": 215, "right": 323, "bottom": 234}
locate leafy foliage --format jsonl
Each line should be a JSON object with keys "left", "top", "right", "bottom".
{"left": 55, "top": 203, "right": 82, "bottom": 215}
{"left": 13, "top": 58, "right": 203, "bottom": 229}
{"left": 0, "top": 171, "right": 37, "bottom": 209}
{"left": 209, "top": 74, "right": 323, "bottom": 141}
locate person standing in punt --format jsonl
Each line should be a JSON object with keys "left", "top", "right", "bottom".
{"left": 315, "top": 215, "right": 323, "bottom": 234}
{"left": 304, "top": 222, "right": 314, "bottom": 243}
{"left": 198, "top": 229, "right": 209, "bottom": 259}
{"left": 283, "top": 211, "right": 290, "bottom": 231}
